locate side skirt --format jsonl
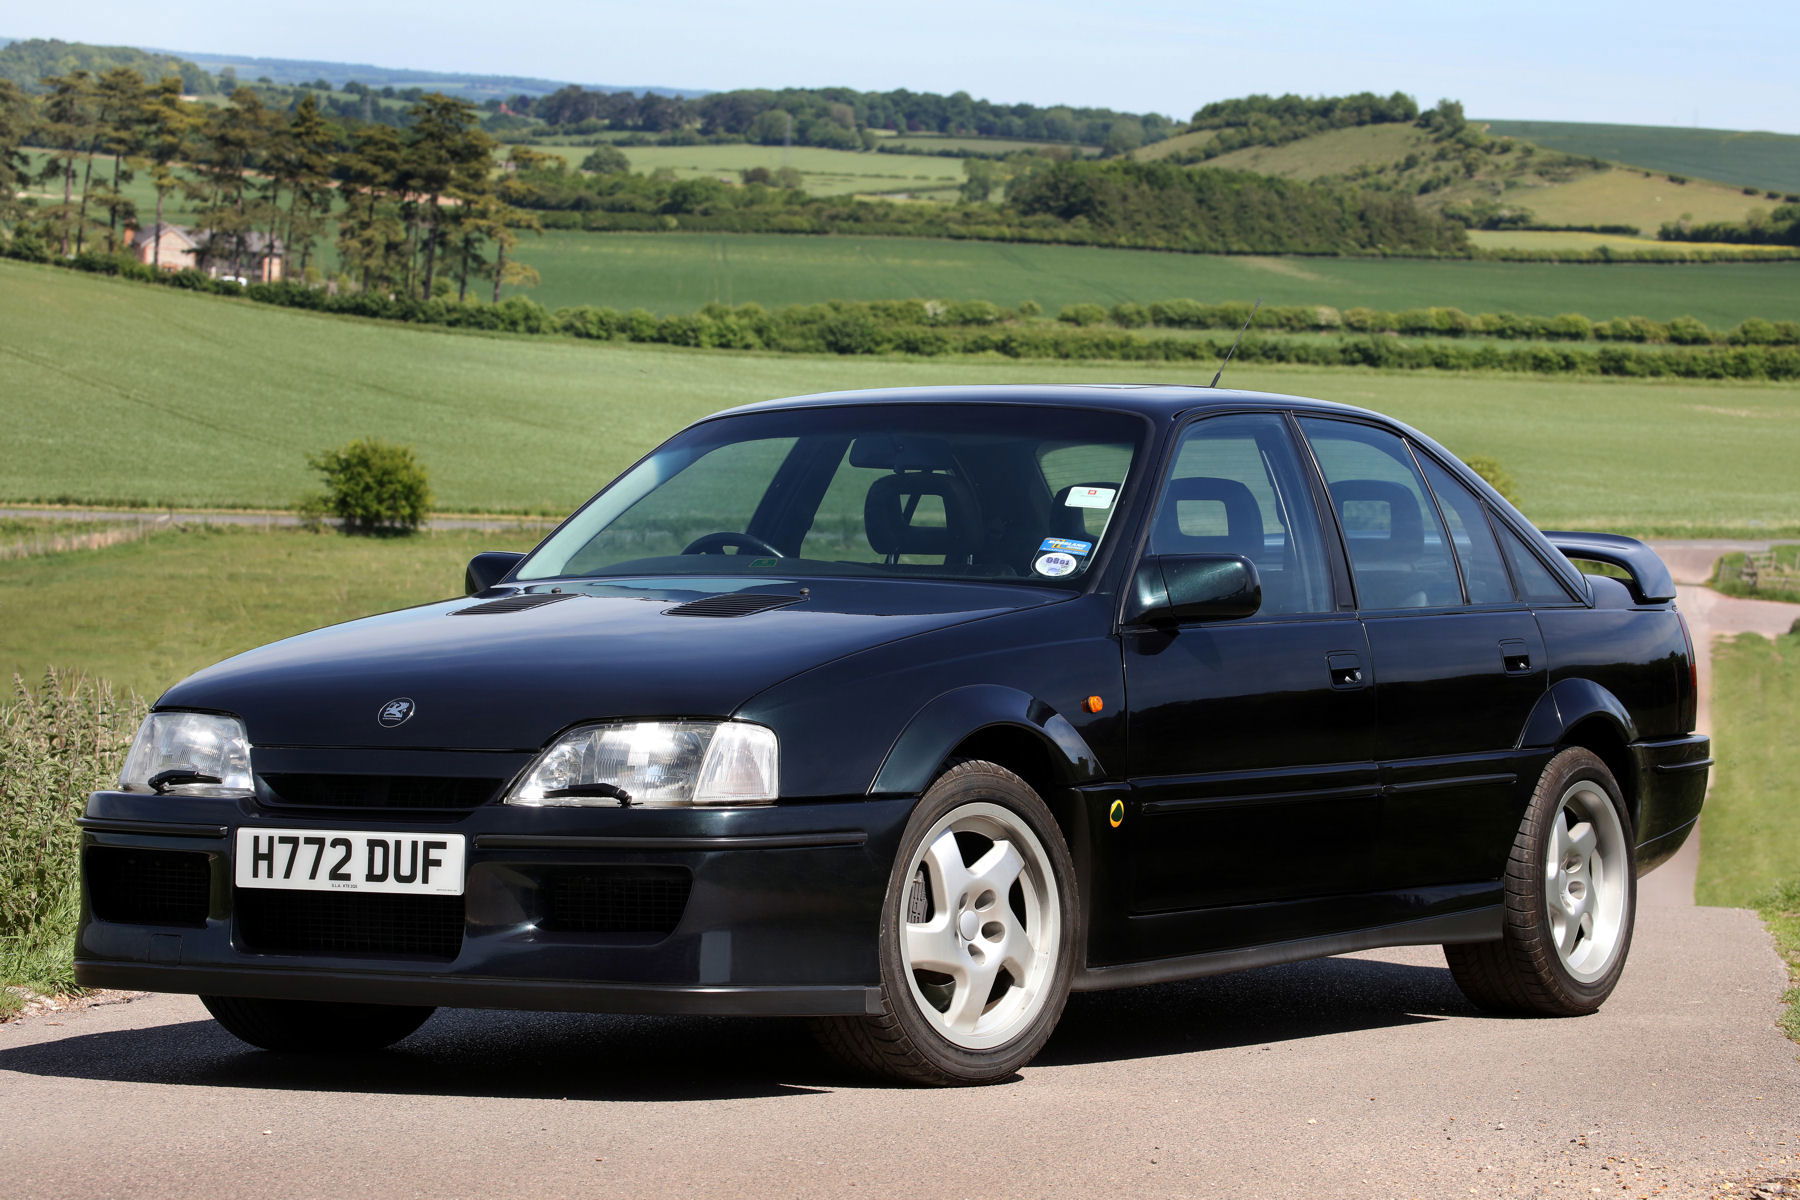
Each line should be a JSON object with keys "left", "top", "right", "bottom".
{"left": 1071, "top": 904, "right": 1502, "bottom": 993}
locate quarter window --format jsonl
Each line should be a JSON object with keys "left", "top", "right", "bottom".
{"left": 1298, "top": 418, "right": 1461, "bottom": 610}
{"left": 1497, "top": 522, "right": 1577, "bottom": 604}
{"left": 1418, "top": 455, "right": 1514, "bottom": 604}
{"left": 1151, "top": 414, "right": 1332, "bottom": 615}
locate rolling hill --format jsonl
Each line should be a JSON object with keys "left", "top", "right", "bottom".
{"left": 1482, "top": 120, "right": 1800, "bottom": 195}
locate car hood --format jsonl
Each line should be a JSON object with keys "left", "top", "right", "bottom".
{"left": 158, "top": 576, "right": 1064, "bottom": 750}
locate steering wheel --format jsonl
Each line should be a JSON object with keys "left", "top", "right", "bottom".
{"left": 680, "top": 531, "right": 786, "bottom": 557}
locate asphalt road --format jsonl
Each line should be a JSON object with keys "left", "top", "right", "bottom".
{"left": 3, "top": 901, "right": 1796, "bottom": 1200}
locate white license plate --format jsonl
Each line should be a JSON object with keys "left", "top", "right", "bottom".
{"left": 233, "top": 828, "right": 465, "bottom": 896}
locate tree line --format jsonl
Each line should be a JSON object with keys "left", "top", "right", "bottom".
{"left": 0, "top": 67, "right": 539, "bottom": 302}
{"left": 1660, "top": 204, "right": 1800, "bottom": 247}
{"left": 507, "top": 84, "right": 1178, "bottom": 153}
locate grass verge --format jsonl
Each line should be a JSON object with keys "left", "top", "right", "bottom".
{"left": 1695, "top": 630, "right": 1800, "bottom": 1042}
{"left": 0, "top": 672, "right": 142, "bottom": 1002}
{"left": 0, "top": 525, "right": 544, "bottom": 699}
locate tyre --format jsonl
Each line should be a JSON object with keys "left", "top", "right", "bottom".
{"left": 814, "top": 760, "right": 1079, "bottom": 1086}
{"left": 1445, "top": 747, "right": 1636, "bottom": 1015}
{"left": 201, "top": 995, "right": 436, "bottom": 1052}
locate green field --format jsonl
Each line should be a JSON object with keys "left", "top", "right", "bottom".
{"left": 509, "top": 230, "right": 1800, "bottom": 321}
{"left": 1503, "top": 167, "right": 1765, "bottom": 231}
{"left": 1483, "top": 120, "right": 1800, "bottom": 196}
{"left": 0, "top": 526, "right": 539, "bottom": 697}
{"left": 1698, "top": 631, "right": 1800, "bottom": 906}
{"left": 5, "top": 257, "right": 1799, "bottom": 535}
{"left": 1203, "top": 123, "right": 1426, "bottom": 180}
{"left": 1466, "top": 229, "right": 1787, "bottom": 253}
{"left": 526, "top": 142, "right": 964, "bottom": 197}
{"left": 1697, "top": 631, "right": 1800, "bottom": 1041}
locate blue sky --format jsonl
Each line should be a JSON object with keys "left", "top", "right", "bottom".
{"left": 9, "top": 0, "right": 1798, "bottom": 133}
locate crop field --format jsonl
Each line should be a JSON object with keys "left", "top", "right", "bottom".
{"left": 526, "top": 142, "right": 964, "bottom": 197}
{"left": 4, "top": 258, "right": 1798, "bottom": 537}
{"left": 1501, "top": 167, "right": 1765, "bottom": 231}
{"left": 1482, "top": 120, "right": 1800, "bottom": 195}
{"left": 508, "top": 230, "right": 1800, "bottom": 322}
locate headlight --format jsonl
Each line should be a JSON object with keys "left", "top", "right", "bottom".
{"left": 119, "top": 711, "right": 254, "bottom": 799}
{"left": 507, "top": 721, "right": 779, "bottom": 808}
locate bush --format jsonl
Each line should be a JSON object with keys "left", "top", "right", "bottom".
{"left": 1462, "top": 456, "right": 1520, "bottom": 506}
{"left": 1058, "top": 303, "right": 1109, "bottom": 326}
{"left": 1, "top": 672, "right": 141, "bottom": 995}
{"left": 579, "top": 146, "right": 630, "bottom": 174}
{"left": 301, "top": 438, "right": 433, "bottom": 534}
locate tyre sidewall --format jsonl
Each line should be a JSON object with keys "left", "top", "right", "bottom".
{"left": 876, "top": 762, "right": 1079, "bottom": 1083}
{"left": 1521, "top": 748, "right": 1637, "bottom": 1007}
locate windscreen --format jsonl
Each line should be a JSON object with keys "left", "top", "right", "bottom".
{"left": 516, "top": 404, "right": 1145, "bottom": 589}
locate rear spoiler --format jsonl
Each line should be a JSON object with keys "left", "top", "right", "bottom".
{"left": 1542, "top": 531, "right": 1677, "bottom": 604}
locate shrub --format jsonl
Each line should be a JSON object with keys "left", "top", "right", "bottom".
{"left": 301, "top": 438, "right": 433, "bottom": 534}
{"left": 1462, "top": 456, "right": 1520, "bottom": 506}
{"left": 1110, "top": 302, "right": 1149, "bottom": 328}
{"left": 1666, "top": 316, "right": 1713, "bottom": 345}
{"left": 1058, "top": 303, "right": 1109, "bottom": 326}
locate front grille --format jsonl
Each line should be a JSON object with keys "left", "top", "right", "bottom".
{"left": 538, "top": 867, "right": 691, "bottom": 936}
{"left": 86, "top": 846, "right": 211, "bottom": 927}
{"left": 664, "top": 593, "right": 804, "bottom": 618}
{"left": 235, "top": 888, "right": 464, "bottom": 960}
{"left": 261, "top": 774, "right": 501, "bottom": 813}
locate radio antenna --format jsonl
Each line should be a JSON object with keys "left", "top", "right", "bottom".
{"left": 1209, "top": 297, "right": 1262, "bottom": 388}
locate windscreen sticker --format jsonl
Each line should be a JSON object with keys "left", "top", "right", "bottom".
{"left": 1064, "top": 486, "right": 1116, "bottom": 510}
{"left": 1038, "top": 537, "right": 1094, "bottom": 557}
{"left": 1033, "top": 552, "right": 1080, "bottom": 578}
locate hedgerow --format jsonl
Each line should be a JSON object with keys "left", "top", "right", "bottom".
{"left": 9, "top": 247, "right": 1800, "bottom": 380}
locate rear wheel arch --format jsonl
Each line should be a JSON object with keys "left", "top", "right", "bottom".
{"left": 1559, "top": 716, "right": 1638, "bottom": 831}
{"left": 1519, "top": 677, "right": 1641, "bottom": 829}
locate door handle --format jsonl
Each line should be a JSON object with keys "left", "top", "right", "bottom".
{"left": 1500, "top": 639, "right": 1532, "bottom": 674}
{"left": 1327, "top": 651, "right": 1366, "bottom": 689}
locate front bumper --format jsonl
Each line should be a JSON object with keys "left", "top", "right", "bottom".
{"left": 75, "top": 789, "right": 911, "bottom": 1017}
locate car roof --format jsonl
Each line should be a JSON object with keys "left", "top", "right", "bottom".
{"left": 712, "top": 384, "right": 1378, "bottom": 423}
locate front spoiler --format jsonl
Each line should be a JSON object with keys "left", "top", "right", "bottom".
{"left": 74, "top": 960, "right": 882, "bottom": 1017}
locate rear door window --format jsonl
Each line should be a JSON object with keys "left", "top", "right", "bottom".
{"left": 1298, "top": 418, "right": 1461, "bottom": 610}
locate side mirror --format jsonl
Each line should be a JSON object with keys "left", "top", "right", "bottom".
{"left": 465, "top": 551, "right": 526, "bottom": 595}
{"left": 1125, "top": 554, "right": 1261, "bottom": 625}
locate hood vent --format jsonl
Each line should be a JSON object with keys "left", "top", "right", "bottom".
{"left": 451, "top": 592, "right": 578, "bottom": 616}
{"left": 664, "top": 593, "right": 805, "bottom": 618}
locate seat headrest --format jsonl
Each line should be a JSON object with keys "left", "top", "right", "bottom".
{"left": 1333, "top": 479, "right": 1423, "bottom": 563}
{"left": 864, "top": 472, "right": 982, "bottom": 561}
{"left": 1155, "top": 476, "right": 1262, "bottom": 555}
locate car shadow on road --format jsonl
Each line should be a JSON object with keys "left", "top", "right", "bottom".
{"left": 0, "top": 956, "right": 1473, "bottom": 1099}
{"left": 1040, "top": 954, "right": 1473, "bottom": 1067}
